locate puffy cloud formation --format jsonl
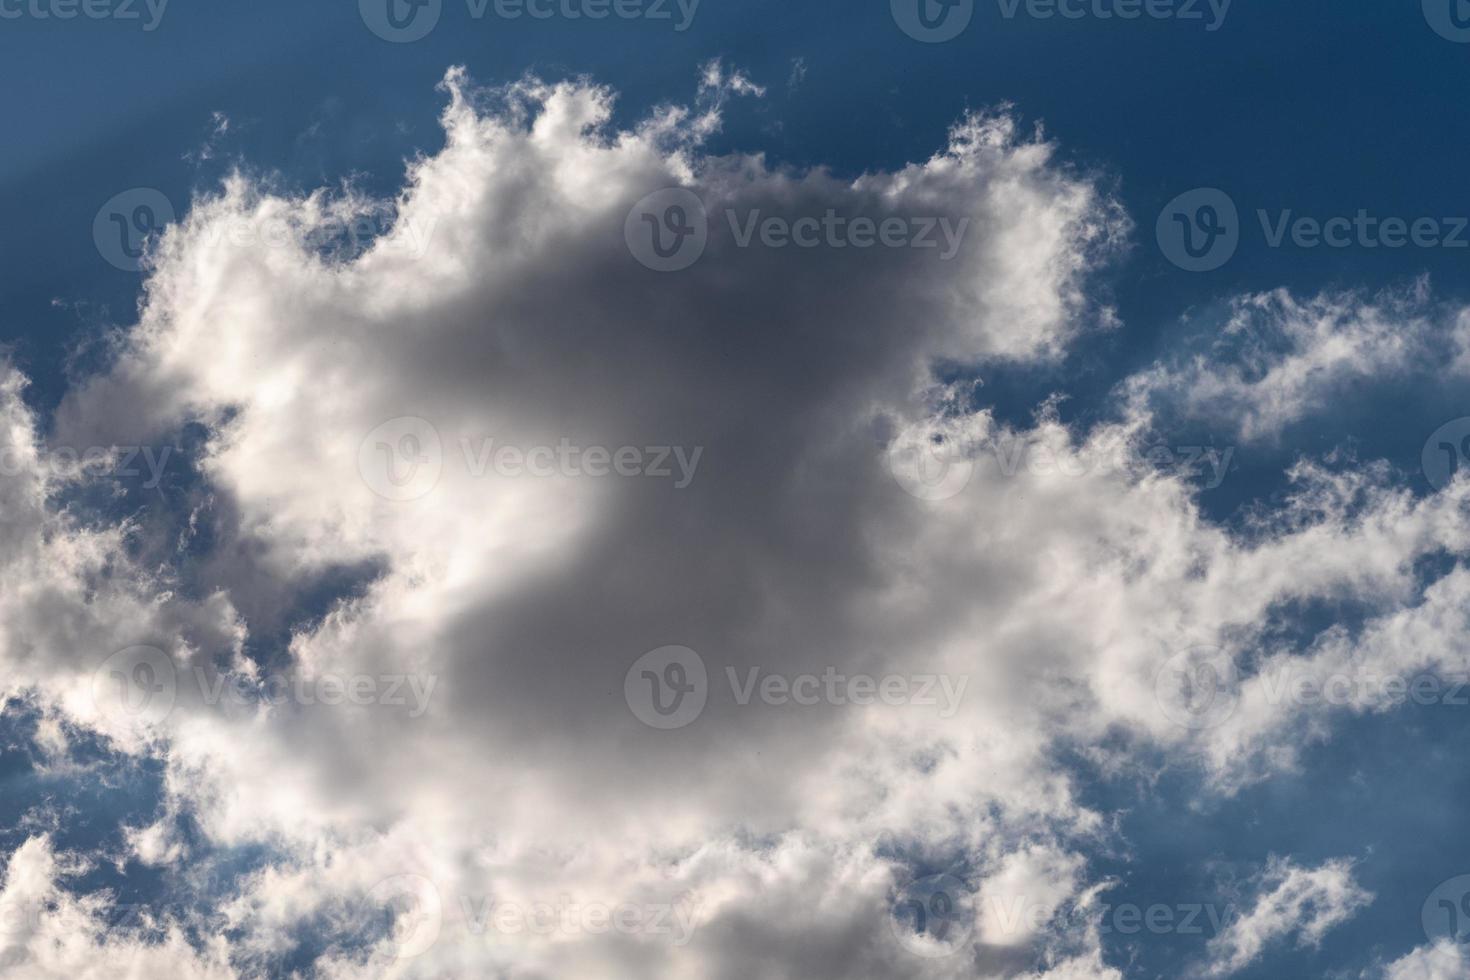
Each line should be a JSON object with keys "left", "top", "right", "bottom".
{"left": 1201, "top": 857, "right": 1371, "bottom": 976}
{"left": 0, "top": 835, "right": 234, "bottom": 979}
{"left": 0, "top": 63, "right": 1465, "bottom": 977}
{"left": 1125, "top": 283, "right": 1451, "bottom": 442}
{"left": 1383, "top": 941, "right": 1470, "bottom": 980}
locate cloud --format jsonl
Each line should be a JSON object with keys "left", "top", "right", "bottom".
{"left": 0, "top": 835, "right": 236, "bottom": 979}
{"left": 1382, "top": 941, "right": 1470, "bottom": 980}
{"left": 1, "top": 62, "right": 1465, "bottom": 978}
{"left": 1202, "top": 857, "right": 1371, "bottom": 977}
{"left": 1125, "top": 284, "right": 1441, "bottom": 442}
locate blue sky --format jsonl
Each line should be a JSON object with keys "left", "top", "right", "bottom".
{"left": 3, "top": 2, "right": 1470, "bottom": 978}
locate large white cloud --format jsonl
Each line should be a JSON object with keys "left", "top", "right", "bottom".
{"left": 0, "top": 62, "right": 1465, "bottom": 979}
